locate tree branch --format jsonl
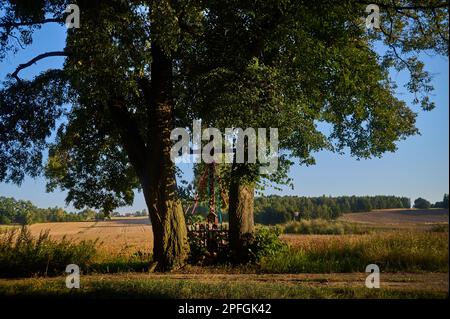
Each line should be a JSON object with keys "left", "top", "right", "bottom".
{"left": 107, "top": 98, "right": 148, "bottom": 180}
{"left": 10, "top": 51, "right": 68, "bottom": 81}
{"left": 0, "top": 18, "right": 64, "bottom": 29}
{"left": 358, "top": 0, "right": 449, "bottom": 10}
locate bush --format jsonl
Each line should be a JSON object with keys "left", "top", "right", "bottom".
{"left": 414, "top": 198, "right": 431, "bottom": 209}
{"left": 246, "top": 226, "right": 288, "bottom": 262}
{"left": 0, "top": 226, "right": 98, "bottom": 278}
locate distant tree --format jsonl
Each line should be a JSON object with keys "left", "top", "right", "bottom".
{"left": 414, "top": 198, "right": 431, "bottom": 209}
{"left": 79, "top": 208, "right": 97, "bottom": 221}
{"left": 432, "top": 194, "right": 449, "bottom": 209}
{"left": 401, "top": 197, "right": 411, "bottom": 209}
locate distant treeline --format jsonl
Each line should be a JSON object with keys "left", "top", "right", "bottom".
{"left": 431, "top": 194, "right": 449, "bottom": 209}
{"left": 0, "top": 196, "right": 147, "bottom": 225}
{"left": 254, "top": 195, "right": 411, "bottom": 224}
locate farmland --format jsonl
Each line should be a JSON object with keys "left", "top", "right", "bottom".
{"left": 28, "top": 217, "right": 153, "bottom": 255}
{"left": 24, "top": 208, "right": 449, "bottom": 255}
{"left": 0, "top": 208, "right": 448, "bottom": 298}
{"left": 339, "top": 208, "right": 449, "bottom": 228}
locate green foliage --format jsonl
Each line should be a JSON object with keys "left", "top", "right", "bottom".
{"left": 0, "top": 0, "right": 447, "bottom": 212}
{"left": 432, "top": 194, "right": 449, "bottom": 209}
{"left": 414, "top": 197, "right": 431, "bottom": 209}
{"left": 0, "top": 226, "right": 97, "bottom": 278}
{"left": 187, "top": 232, "right": 209, "bottom": 264}
{"left": 255, "top": 195, "right": 411, "bottom": 224}
{"left": 283, "top": 220, "right": 369, "bottom": 235}
{"left": 246, "top": 226, "right": 288, "bottom": 262}
{"left": 0, "top": 196, "right": 101, "bottom": 225}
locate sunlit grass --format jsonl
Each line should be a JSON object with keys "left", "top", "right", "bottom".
{"left": 261, "top": 231, "right": 449, "bottom": 273}
{"left": 0, "top": 275, "right": 446, "bottom": 299}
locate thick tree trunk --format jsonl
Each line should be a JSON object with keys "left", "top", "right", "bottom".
{"left": 142, "top": 96, "right": 189, "bottom": 271}
{"left": 142, "top": 175, "right": 189, "bottom": 272}
{"left": 106, "top": 46, "right": 188, "bottom": 271}
{"left": 142, "top": 45, "right": 189, "bottom": 271}
{"left": 228, "top": 164, "right": 255, "bottom": 261}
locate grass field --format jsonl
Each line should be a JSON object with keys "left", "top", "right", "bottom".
{"left": 0, "top": 209, "right": 448, "bottom": 298}
{"left": 0, "top": 273, "right": 447, "bottom": 299}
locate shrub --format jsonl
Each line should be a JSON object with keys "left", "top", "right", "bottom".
{"left": 0, "top": 226, "right": 98, "bottom": 278}
{"left": 414, "top": 198, "right": 431, "bottom": 209}
{"left": 246, "top": 226, "right": 288, "bottom": 262}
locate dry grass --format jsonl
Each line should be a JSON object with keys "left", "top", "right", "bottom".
{"left": 28, "top": 218, "right": 153, "bottom": 258}
{"left": 26, "top": 211, "right": 448, "bottom": 260}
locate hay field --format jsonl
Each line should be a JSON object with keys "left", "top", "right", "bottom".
{"left": 29, "top": 217, "right": 153, "bottom": 255}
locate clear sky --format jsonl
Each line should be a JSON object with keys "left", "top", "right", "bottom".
{"left": 0, "top": 22, "right": 448, "bottom": 212}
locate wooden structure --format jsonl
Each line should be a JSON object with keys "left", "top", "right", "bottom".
{"left": 185, "top": 162, "right": 229, "bottom": 254}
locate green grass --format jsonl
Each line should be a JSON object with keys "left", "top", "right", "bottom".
{"left": 260, "top": 231, "right": 449, "bottom": 273}
{"left": 283, "top": 219, "right": 371, "bottom": 235}
{"left": 0, "top": 275, "right": 446, "bottom": 299}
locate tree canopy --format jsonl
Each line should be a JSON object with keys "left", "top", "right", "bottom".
{"left": 0, "top": 0, "right": 448, "bottom": 269}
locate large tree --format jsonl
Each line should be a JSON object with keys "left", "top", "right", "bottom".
{"left": 0, "top": 0, "right": 207, "bottom": 271}
{"left": 178, "top": 0, "right": 448, "bottom": 257}
{"left": 0, "top": 0, "right": 448, "bottom": 266}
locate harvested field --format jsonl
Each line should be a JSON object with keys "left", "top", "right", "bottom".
{"left": 339, "top": 208, "right": 449, "bottom": 228}
{"left": 28, "top": 217, "right": 153, "bottom": 255}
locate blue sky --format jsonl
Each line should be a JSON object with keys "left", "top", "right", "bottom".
{"left": 0, "top": 23, "right": 448, "bottom": 212}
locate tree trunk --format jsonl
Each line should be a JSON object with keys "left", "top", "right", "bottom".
{"left": 106, "top": 46, "right": 189, "bottom": 271}
{"left": 228, "top": 163, "right": 255, "bottom": 261}
{"left": 142, "top": 94, "right": 189, "bottom": 271}
{"left": 142, "top": 175, "right": 189, "bottom": 272}
{"left": 142, "top": 44, "right": 189, "bottom": 271}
